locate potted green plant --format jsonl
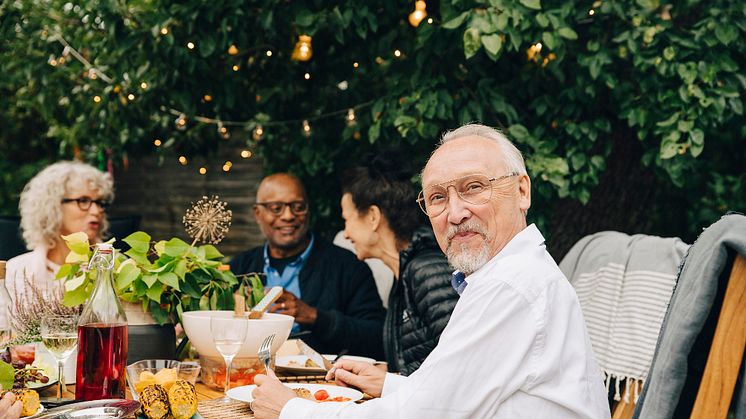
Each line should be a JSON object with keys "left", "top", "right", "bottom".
{"left": 56, "top": 196, "right": 264, "bottom": 361}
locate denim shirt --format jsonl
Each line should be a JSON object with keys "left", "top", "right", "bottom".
{"left": 262, "top": 234, "right": 315, "bottom": 331}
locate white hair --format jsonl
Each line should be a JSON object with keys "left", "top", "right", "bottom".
{"left": 439, "top": 123, "right": 527, "bottom": 175}
{"left": 19, "top": 161, "right": 114, "bottom": 250}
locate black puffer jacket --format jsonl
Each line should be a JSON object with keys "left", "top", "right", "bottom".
{"left": 384, "top": 226, "right": 459, "bottom": 375}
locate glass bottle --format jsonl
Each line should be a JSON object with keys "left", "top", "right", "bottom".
{"left": 75, "top": 243, "right": 128, "bottom": 400}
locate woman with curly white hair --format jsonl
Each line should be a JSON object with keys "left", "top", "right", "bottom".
{"left": 6, "top": 160, "right": 113, "bottom": 301}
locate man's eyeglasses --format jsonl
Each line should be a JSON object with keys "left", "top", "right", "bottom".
{"left": 61, "top": 197, "right": 111, "bottom": 211}
{"left": 254, "top": 201, "right": 309, "bottom": 216}
{"left": 416, "top": 173, "right": 519, "bottom": 217}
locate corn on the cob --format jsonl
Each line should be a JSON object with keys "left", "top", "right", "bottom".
{"left": 139, "top": 384, "right": 170, "bottom": 419}
{"left": 5, "top": 389, "right": 40, "bottom": 417}
{"left": 167, "top": 380, "right": 198, "bottom": 419}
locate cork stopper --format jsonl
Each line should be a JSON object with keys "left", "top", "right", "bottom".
{"left": 0, "top": 261, "right": 5, "bottom": 280}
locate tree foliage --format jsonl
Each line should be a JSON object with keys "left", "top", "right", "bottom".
{"left": 1, "top": 0, "right": 744, "bottom": 243}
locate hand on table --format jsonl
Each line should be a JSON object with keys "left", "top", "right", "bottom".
{"left": 325, "top": 359, "right": 386, "bottom": 398}
{"left": 269, "top": 291, "right": 317, "bottom": 325}
{"left": 0, "top": 386, "right": 22, "bottom": 419}
{"left": 251, "top": 371, "right": 296, "bottom": 419}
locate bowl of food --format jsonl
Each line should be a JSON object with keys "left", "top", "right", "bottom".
{"left": 199, "top": 355, "right": 267, "bottom": 390}
{"left": 126, "top": 359, "right": 201, "bottom": 400}
{"left": 181, "top": 311, "right": 293, "bottom": 358}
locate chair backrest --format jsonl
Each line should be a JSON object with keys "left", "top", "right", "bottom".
{"left": 559, "top": 231, "right": 688, "bottom": 409}
{"left": 0, "top": 216, "right": 26, "bottom": 260}
{"left": 633, "top": 213, "right": 746, "bottom": 419}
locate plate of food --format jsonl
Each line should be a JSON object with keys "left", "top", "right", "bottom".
{"left": 227, "top": 383, "right": 363, "bottom": 404}
{"left": 275, "top": 355, "right": 375, "bottom": 374}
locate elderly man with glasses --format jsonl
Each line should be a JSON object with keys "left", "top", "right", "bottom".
{"left": 250, "top": 125, "right": 610, "bottom": 419}
{"left": 230, "top": 173, "right": 386, "bottom": 360}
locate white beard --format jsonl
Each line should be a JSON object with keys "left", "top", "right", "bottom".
{"left": 445, "top": 219, "right": 491, "bottom": 275}
{"left": 446, "top": 240, "right": 491, "bottom": 276}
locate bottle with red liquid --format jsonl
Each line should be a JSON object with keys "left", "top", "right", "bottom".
{"left": 75, "top": 243, "right": 128, "bottom": 400}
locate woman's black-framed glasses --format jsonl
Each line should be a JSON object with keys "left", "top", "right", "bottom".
{"left": 416, "top": 172, "right": 519, "bottom": 217}
{"left": 61, "top": 197, "right": 111, "bottom": 211}
{"left": 254, "top": 201, "right": 309, "bottom": 216}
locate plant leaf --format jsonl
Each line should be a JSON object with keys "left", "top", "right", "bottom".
{"left": 146, "top": 284, "right": 163, "bottom": 302}
{"left": 164, "top": 238, "right": 190, "bottom": 257}
{"left": 123, "top": 231, "right": 151, "bottom": 253}
{"left": 520, "top": 0, "right": 542, "bottom": 10}
{"left": 159, "top": 272, "right": 180, "bottom": 291}
{"left": 0, "top": 361, "right": 14, "bottom": 390}
{"left": 558, "top": 27, "right": 578, "bottom": 40}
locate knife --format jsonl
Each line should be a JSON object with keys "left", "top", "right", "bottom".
{"left": 296, "top": 339, "right": 333, "bottom": 371}
{"left": 36, "top": 399, "right": 140, "bottom": 419}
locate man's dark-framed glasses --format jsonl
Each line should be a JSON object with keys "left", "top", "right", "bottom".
{"left": 416, "top": 172, "right": 519, "bottom": 217}
{"left": 255, "top": 201, "right": 309, "bottom": 216}
{"left": 61, "top": 197, "right": 111, "bottom": 211}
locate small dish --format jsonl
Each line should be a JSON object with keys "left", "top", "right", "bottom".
{"left": 275, "top": 355, "right": 375, "bottom": 374}
{"left": 126, "top": 359, "right": 200, "bottom": 400}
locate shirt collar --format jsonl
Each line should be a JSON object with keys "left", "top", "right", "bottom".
{"left": 263, "top": 233, "right": 315, "bottom": 267}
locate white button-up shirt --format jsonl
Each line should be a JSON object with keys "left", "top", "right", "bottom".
{"left": 280, "top": 224, "right": 610, "bottom": 418}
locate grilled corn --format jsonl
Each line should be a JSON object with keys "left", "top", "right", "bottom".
{"left": 167, "top": 380, "right": 198, "bottom": 419}
{"left": 139, "top": 384, "right": 170, "bottom": 419}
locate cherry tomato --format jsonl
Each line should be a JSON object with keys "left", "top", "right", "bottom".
{"left": 314, "top": 389, "right": 329, "bottom": 401}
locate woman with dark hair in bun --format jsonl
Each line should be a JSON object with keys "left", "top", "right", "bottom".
{"left": 340, "top": 150, "right": 459, "bottom": 375}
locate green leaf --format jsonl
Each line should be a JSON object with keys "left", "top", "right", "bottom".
{"left": 181, "top": 274, "right": 202, "bottom": 298}
{"left": 159, "top": 272, "right": 180, "bottom": 291}
{"left": 520, "top": 0, "right": 542, "bottom": 10}
{"left": 62, "top": 232, "right": 90, "bottom": 256}
{"left": 442, "top": 11, "right": 470, "bottom": 29}
{"left": 690, "top": 129, "right": 704, "bottom": 146}
{"left": 116, "top": 264, "right": 140, "bottom": 290}
{"left": 463, "top": 28, "right": 482, "bottom": 59}
{"left": 142, "top": 274, "right": 158, "bottom": 288}
{"left": 146, "top": 284, "right": 163, "bottom": 302}
{"left": 199, "top": 294, "right": 210, "bottom": 311}
{"left": 163, "top": 238, "right": 190, "bottom": 257}
{"left": 542, "top": 32, "right": 557, "bottom": 50}
{"left": 154, "top": 240, "right": 166, "bottom": 256}
{"left": 509, "top": 124, "right": 530, "bottom": 140}
{"left": 123, "top": 232, "right": 151, "bottom": 253}
{"left": 656, "top": 113, "right": 679, "bottom": 127}
{"left": 660, "top": 139, "right": 679, "bottom": 159}
{"left": 62, "top": 285, "right": 90, "bottom": 307}
{"left": 558, "top": 27, "right": 578, "bottom": 40}
{"left": 481, "top": 34, "right": 503, "bottom": 57}
{"left": 201, "top": 244, "right": 224, "bottom": 260}
{"left": 0, "top": 361, "right": 14, "bottom": 391}
{"left": 56, "top": 264, "right": 73, "bottom": 280}
{"left": 714, "top": 25, "right": 738, "bottom": 46}
{"left": 125, "top": 249, "right": 151, "bottom": 266}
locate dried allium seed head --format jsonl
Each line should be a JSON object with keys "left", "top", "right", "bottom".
{"left": 182, "top": 196, "right": 232, "bottom": 244}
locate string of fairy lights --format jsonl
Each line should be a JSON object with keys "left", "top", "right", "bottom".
{"left": 43, "top": 0, "right": 576, "bottom": 174}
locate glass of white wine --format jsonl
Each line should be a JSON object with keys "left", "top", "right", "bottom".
{"left": 210, "top": 316, "right": 247, "bottom": 402}
{"left": 41, "top": 315, "right": 78, "bottom": 400}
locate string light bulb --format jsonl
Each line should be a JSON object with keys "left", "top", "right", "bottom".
{"left": 222, "top": 161, "right": 232, "bottom": 172}
{"left": 93, "top": 95, "right": 101, "bottom": 103}
{"left": 187, "top": 42, "right": 195, "bottom": 50}
{"left": 346, "top": 108, "right": 356, "bottom": 126}
{"left": 217, "top": 121, "right": 230, "bottom": 139}
{"left": 353, "top": 62, "right": 359, "bottom": 68}
{"left": 179, "top": 156, "right": 188, "bottom": 165}
{"left": 408, "top": 1, "right": 428, "bottom": 27}
{"left": 394, "top": 49, "right": 402, "bottom": 57}
{"left": 252, "top": 125, "right": 264, "bottom": 141}
{"left": 127, "top": 93, "right": 135, "bottom": 101}
{"left": 175, "top": 114, "right": 188, "bottom": 130}
{"left": 232, "top": 64, "right": 240, "bottom": 71}
{"left": 241, "top": 150, "right": 253, "bottom": 158}
{"left": 203, "top": 94, "right": 213, "bottom": 102}
{"left": 199, "top": 167, "right": 207, "bottom": 175}
{"left": 228, "top": 44, "right": 239, "bottom": 55}
{"left": 140, "top": 82, "right": 148, "bottom": 89}
{"left": 304, "top": 72, "right": 311, "bottom": 80}
{"left": 154, "top": 139, "right": 162, "bottom": 147}
{"left": 160, "top": 27, "right": 168, "bottom": 35}
{"left": 266, "top": 50, "right": 273, "bottom": 57}
{"left": 427, "top": 17, "right": 433, "bottom": 24}
{"left": 302, "top": 120, "right": 312, "bottom": 137}
{"left": 291, "top": 35, "right": 313, "bottom": 61}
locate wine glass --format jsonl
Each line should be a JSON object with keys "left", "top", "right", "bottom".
{"left": 211, "top": 316, "right": 247, "bottom": 402}
{"left": 41, "top": 315, "right": 78, "bottom": 400}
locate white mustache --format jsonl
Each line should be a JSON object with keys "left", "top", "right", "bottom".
{"left": 447, "top": 220, "right": 487, "bottom": 242}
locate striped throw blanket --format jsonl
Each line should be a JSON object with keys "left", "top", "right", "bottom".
{"left": 559, "top": 231, "right": 689, "bottom": 403}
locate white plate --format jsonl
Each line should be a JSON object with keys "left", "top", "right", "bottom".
{"left": 227, "top": 383, "right": 363, "bottom": 404}
{"left": 25, "top": 404, "right": 43, "bottom": 418}
{"left": 275, "top": 355, "right": 375, "bottom": 374}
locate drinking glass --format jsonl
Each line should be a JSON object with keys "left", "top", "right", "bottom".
{"left": 211, "top": 316, "right": 247, "bottom": 402}
{"left": 41, "top": 315, "right": 78, "bottom": 400}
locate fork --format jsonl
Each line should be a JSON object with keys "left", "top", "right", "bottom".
{"left": 258, "top": 333, "right": 276, "bottom": 374}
